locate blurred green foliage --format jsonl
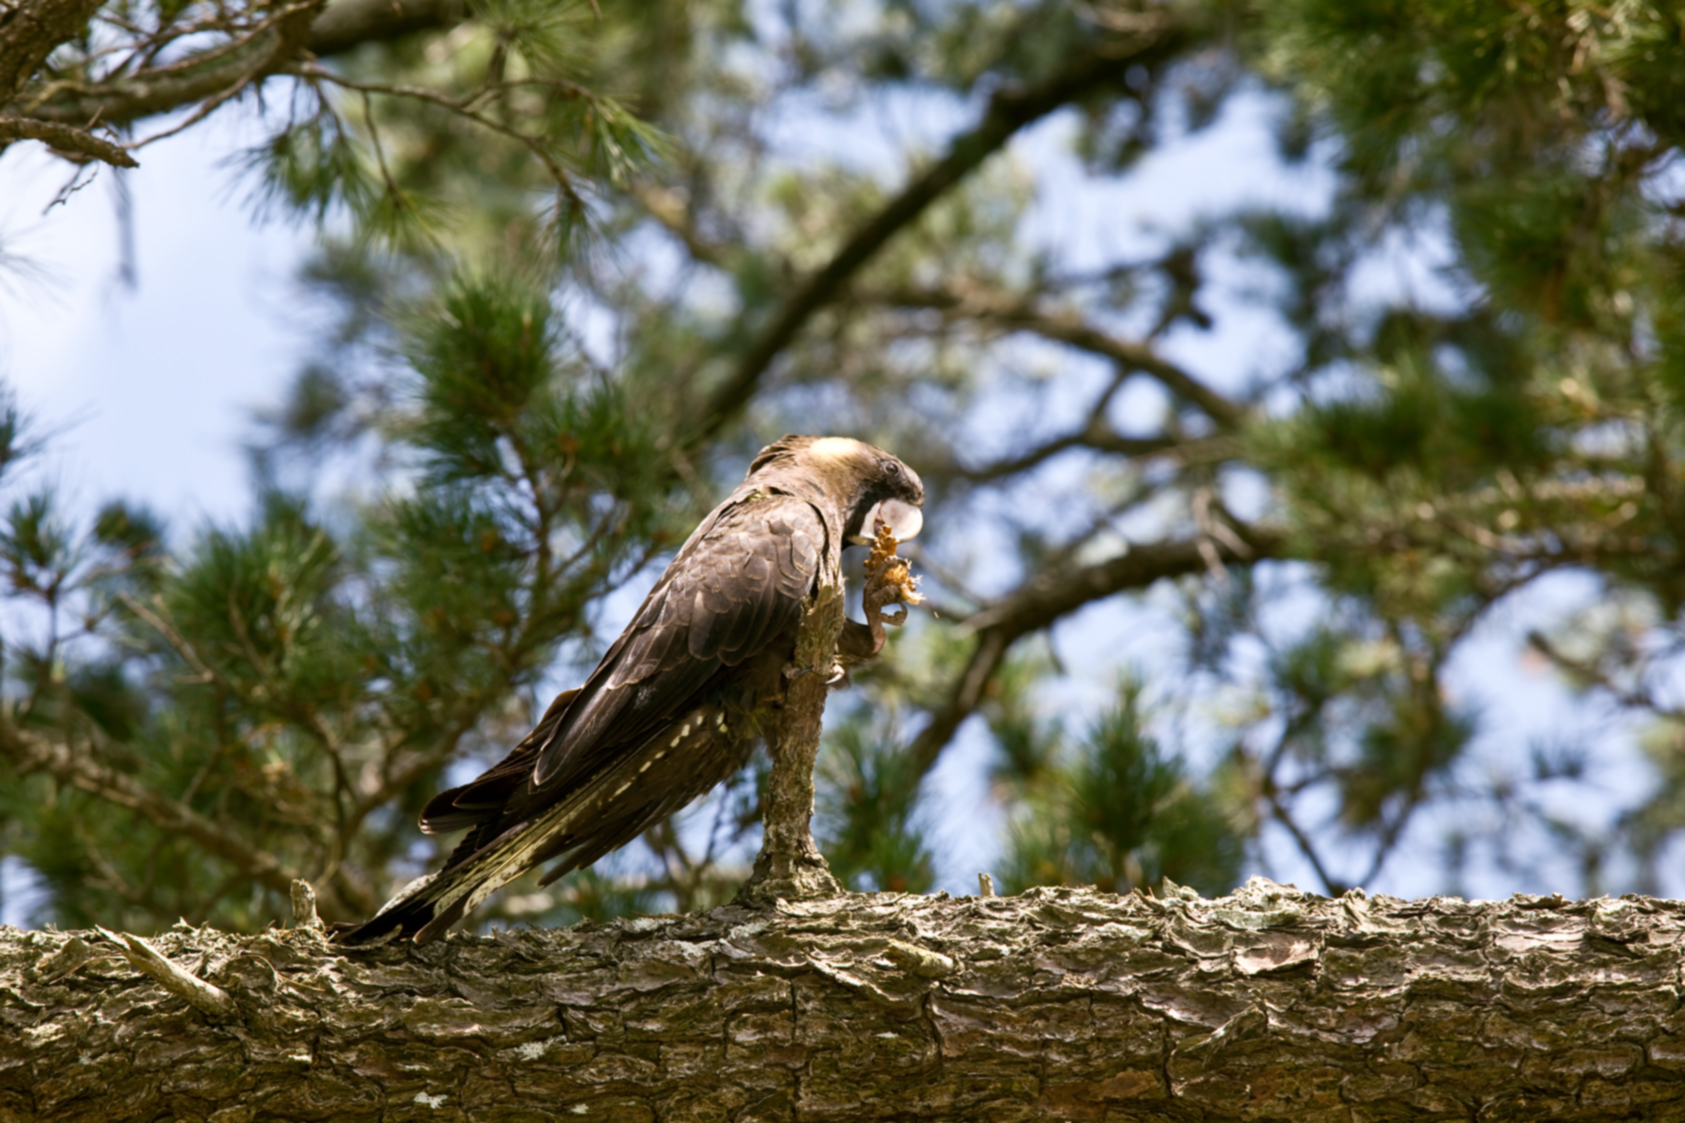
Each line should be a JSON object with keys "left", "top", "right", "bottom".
{"left": 999, "top": 681, "right": 1244, "bottom": 897}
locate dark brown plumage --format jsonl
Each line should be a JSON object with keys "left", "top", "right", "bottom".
{"left": 335, "top": 435, "right": 924, "bottom": 944}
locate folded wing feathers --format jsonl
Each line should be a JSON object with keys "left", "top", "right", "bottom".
{"left": 345, "top": 493, "right": 832, "bottom": 945}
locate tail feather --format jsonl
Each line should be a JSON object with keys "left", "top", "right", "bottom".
{"left": 333, "top": 746, "right": 655, "bottom": 946}
{"left": 419, "top": 689, "right": 579, "bottom": 835}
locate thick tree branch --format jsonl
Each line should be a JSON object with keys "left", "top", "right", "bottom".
{"left": 0, "top": 116, "right": 135, "bottom": 166}
{"left": 2, "top": 0, "right": 470, "bottom": 147}
{"left": 0, "top": 0, "right": 103, "bottom": 98}
{"left": 5, "top": 880, "right": 1683, "bottom": 1120}
{"left": 18, "top": 0, "right": 326, "bottom": 131}
{"left": 0, "top": 724, "right": 365, "bottom": 920}
{"left": 696, "top": 24, "right": 1184, "bottom": 439}
{"left": 909, "top": 528, "right": 1284, "bottom": 774}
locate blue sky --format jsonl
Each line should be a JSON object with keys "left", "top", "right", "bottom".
{"left": 1, "top": 117, "right": 310, "bottom": 525}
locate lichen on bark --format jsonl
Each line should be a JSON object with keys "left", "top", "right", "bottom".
{"left": 5, "top": 879, "right": 1685, "bottom": 1121}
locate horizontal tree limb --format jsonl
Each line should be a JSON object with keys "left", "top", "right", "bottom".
{"left": 0, "top": 727, "right": 330, "bottom": 912}
{"left": 5, "top": 0, "right": 469, "bottom": 138}
{"left": 3, "top": 879, "right": 1682, "bottom": 1121}
{"left": 0, "top": 116, "right": 135, "bottom": 166}
{"left": 17, "top": 0, "right": 325, "bottom": 129}
{"left": 872, "top": 282, "right": 1248, "bottom": 429}
{"left": 909, "top": 528, "right": 1284, "bottom": 775}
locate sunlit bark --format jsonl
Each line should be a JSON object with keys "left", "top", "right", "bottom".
{"left": 4, "top": 880, "right": 1683, "bottom": 1121}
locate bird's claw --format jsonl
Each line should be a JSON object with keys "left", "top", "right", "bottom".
{"left": 785, "top": 662, "right": 849, "bottom": 685}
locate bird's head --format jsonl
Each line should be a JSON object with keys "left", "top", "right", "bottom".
{"left": 748, "top": 435, "right": 924, "bottom": 545}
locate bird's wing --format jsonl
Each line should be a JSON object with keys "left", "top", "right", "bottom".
{"left": 530, "top": 493, "right": 825, "bottom": 788}
{"left": 418, "top": 688, "right": 580, "bottom": 834}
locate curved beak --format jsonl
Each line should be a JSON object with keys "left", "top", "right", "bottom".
{"left": 849, "top": 498, "right": 923, "bottom": 545}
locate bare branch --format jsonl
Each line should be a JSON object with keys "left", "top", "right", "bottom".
{"left": 0, "top": 115, "right": 136, "bottom": 166}
{"left": 1, "top": 724, "right": 312, "bottom": 906}
{"left": 909, "top": 527, "right": 1284, "bottom": 775}
{"left": 875, "top": 282, "right": 1247, "bottom": 429}
{"left": 696, "top": 24, "right": 1185, "bottom": 439}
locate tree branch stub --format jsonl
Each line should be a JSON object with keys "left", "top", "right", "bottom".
{"left": 735, "top": 578, "right": 847, "bottom": 907}
{"left": 736, "top": 524, "right": 923, "bottom": 907}
{"left": 91, "top": 925, "right": 236, "bottom": 1021}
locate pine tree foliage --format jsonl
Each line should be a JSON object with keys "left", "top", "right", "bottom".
{"left": 5, "top": 0, "right": 1685, "bottom": 933}
{"left": 0, "top": 268, "right": 690, "bottom": 930}
{"left": 998, "top": 679, "right": 1244, "bottom": 897}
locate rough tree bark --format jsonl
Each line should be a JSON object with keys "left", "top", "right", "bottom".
{"left": 734, "top": 576, "right": 847, "bottom": 908}
{"left": 737, "top": 515, "right": 915, "bottom": 906}
{"left": 4, "top": 879, "right": 1685, "bottom": 1122}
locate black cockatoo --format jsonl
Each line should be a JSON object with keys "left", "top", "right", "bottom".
{"left": 335, "top": 435, "right": 924, "bottom": 944}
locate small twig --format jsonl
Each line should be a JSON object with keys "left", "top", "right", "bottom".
{"left": 358, "top": 88, "right": 403, "bottom": 208}
{"left": 1260, "top": 784, "right": 1344, "bottom": 896}
{"left": 291, "top": 879, "right": 324, "bottom": 931}
{"left": 42, "top": 162, "right": 100, "bottom": 213}
{"left": 127, "top": 80, "right": 246, "bottom": 149}
{"left": 118, "top": 592, "right": 217, "bottom": 683}
{"left": 95, "top": 926, "right": 236, "bottom": 1020}
{"left": 1529, "top": 629, "right": 1685, "bottom": 720}
{"left": 293, "top": 64, "right": 584, "bottom": 194}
